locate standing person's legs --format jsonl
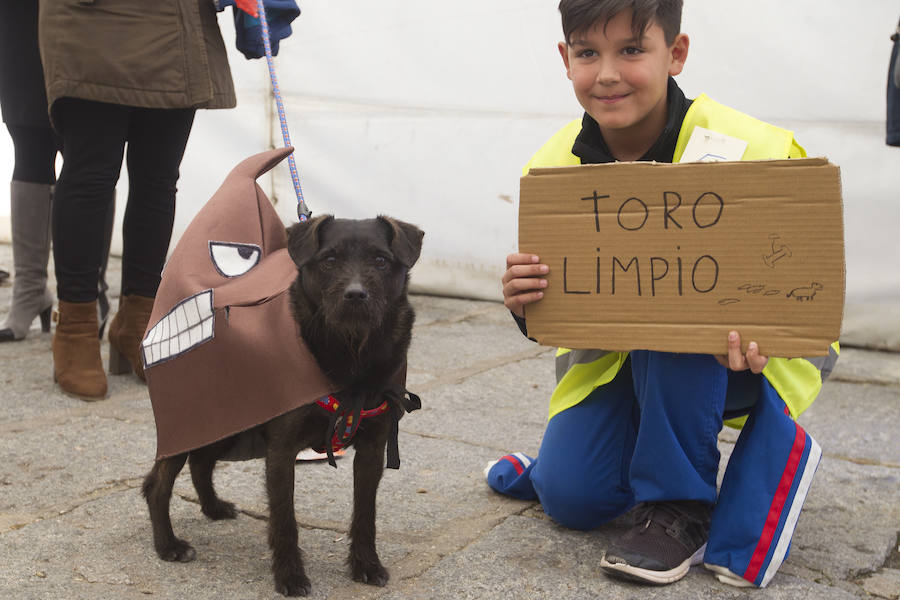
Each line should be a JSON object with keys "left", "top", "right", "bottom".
{"left": 704, "top": 378, "right": 822, "bottom": 588}
{"left": 53, "top": 99, "right": 128, "bottom": 302}
{"left": 96, "top": 193, "right": 116, "bottom": 336}
{"left": 487, "top": 358, "right": 639, "bottom": 531}
{"left": 0, "top": 124, "right": 58, "bottom": 341}
{"left": 51, "top": 98, "right": 128, "bottom": 399}
{"left": 107, "top": 107, "right": 194, "bottom": 382}
{"left": 8, "top": 124, "right": 57, "bottom": 184}
{"left": 120, "top": 107, "right": 195, "bottom": 298}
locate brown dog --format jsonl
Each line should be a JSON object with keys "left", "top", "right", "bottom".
{"left": 142, "top": 215, "right": 424, "bottom": 597}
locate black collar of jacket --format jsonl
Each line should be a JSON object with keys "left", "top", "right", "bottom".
{"left": 572, "top": 77, "right": 693, "bottom": 165}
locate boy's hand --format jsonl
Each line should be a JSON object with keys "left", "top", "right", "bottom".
{"left": 502, "top": 253, "right": 549, "bottom": 318}
{"left": 715, "top": 330, "right": 769, "bottom": 374}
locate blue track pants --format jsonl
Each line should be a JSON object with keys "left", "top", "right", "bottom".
{"left": 487, "top": 350, "right": 821, "bottom": 587}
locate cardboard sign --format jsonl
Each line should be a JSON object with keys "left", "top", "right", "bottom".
{"left": 518, "top": 158, "right": 844, "bottom": 357}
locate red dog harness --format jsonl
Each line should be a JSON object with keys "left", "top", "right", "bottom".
{"left": 313, "top": 395, "right": 389, "bottom": 457}
{"left": 313, "top": 388, "right": 421, "bottom": 469}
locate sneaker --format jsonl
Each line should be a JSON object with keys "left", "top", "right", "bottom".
{"left": 483, "top": 453, "right": 538, "bottom": 501}
{"left": 600, "top": 501, "right": 712, "bottom": 585}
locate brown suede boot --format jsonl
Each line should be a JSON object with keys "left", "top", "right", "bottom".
{"left": 108, "top": 294, "right": 155, "bottom": 382}
{"left": 53, "top": 300, "right": 108, "bottom": 400}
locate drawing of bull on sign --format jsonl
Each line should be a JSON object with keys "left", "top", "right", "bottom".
{"left": 787, "top": 282, "right": 823, "bottom": 302}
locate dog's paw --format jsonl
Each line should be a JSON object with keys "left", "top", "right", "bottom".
{"left": 156, "top": 539, "right": 196, "bottom": 563}
{"left": 274, "top": 571, "right": 312, "bottom": 597}
{"left": 350, "top": 560, "right": 390, "bottom": 587}
{"left": 201, "top": 499, "right": 237, "bottom": 520}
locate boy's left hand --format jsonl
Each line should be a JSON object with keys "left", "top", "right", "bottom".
{"left": 715, "top": 330, "right": 769, "bottom": 374}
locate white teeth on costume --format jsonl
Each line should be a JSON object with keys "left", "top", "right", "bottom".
{"left": 142, "top": 289, "right": 215, "bottom": 369}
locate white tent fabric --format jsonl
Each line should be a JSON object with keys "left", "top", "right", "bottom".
{"left": 1, "top": 0, "right": 897, "bottom": 302}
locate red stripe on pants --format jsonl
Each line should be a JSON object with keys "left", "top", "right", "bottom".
{"left": 501, "top": 455, "right": 525, "bottom": 475}
{"left": 743, "top": 424, "right": 806, "bottom": 583}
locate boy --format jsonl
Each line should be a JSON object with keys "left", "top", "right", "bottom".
{"left": 485, "top": 0, "right": 839, "bottom": 588}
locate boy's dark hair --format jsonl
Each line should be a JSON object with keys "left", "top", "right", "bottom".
{"left": 558, "top": 0, "right": 683, "bottom": 46}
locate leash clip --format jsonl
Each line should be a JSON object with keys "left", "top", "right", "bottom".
{"left": 297, "top": 201, "right": 312, "bottom": 222}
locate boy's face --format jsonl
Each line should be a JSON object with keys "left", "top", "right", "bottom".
{"left": 559, "top": 10, "right": 689, "bottom": 140}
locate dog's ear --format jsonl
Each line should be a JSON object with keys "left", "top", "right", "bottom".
{"left": 287, "top": 215, "right": 333, "bottom": 267}
{"left": 378, "top": 216, "right": 424, "bottom": 268}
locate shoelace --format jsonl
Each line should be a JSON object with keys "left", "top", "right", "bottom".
{"left": 632, "top": 501, "right": 710, "bottom": 544}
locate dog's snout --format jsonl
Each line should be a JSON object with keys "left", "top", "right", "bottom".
{"left": 343, "top": 283, "right": 368, "bottom": 301}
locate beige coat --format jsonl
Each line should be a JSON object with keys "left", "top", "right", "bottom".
{"left": 39, "top": 0, "right": 235, "bottom": 116}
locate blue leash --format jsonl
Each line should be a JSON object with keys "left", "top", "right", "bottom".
{"left": 256, "top": 0, "right": 311, "bottom": 222}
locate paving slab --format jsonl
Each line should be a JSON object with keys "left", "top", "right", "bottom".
{"left": 171, "top": 433, "right": 529, "bottom": 538}
{"left": 376, "top": 515, "right": 859, "bottom": 600}
{"left": 830, "top": 347, "right": 900, "bottom": 387}
{"left": 842, "top": 302, "right": 900, "bottom": 352}
{"left": 799, "top": 379, "right": 900, "bottom": 466}
{"left": 860, "top": 567, "right": 900, "bottom": 600}
{"left": 0, "top": 489, "right": 409, "bottom": 600}
{"left": 405, "top": 355, "right": 554, "bottom": 454}
{"left": 0, "top": 248, "right": 897, "bottom": 599}
{"left": 408, "top": 312, "right": 540, "bottom": 378}
{"left": 789, "top": 459, "right": 898, "bottom": 582}
{"left": 0, "top": 411, "right": 154, "bottom": 515}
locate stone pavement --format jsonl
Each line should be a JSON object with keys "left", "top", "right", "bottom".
{"left": 0, "top": 246, "right": 897, "bottom": 600}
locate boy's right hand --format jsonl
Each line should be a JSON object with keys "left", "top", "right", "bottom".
{"left": 502, "top": 253, "right": 549, "bottom": 318}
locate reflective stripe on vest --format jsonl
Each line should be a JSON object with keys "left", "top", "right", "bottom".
{"left": 531, "top": 94, "right": 835, "bottom": 423}
{"left": 522, "top": 118, "right": 582, "bottom": 175}
{"left": 550, "top": 348, "right": 627, "bottom": 420}
{"left": 807, "top": 342, "right": 840, "bottom": 382}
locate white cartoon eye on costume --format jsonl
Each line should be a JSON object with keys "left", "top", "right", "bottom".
{"left": 209, "top": 241, "right": 261, "bottom": 277}
{"left": 141, "top": 241, "right": 262, "bottom": 368}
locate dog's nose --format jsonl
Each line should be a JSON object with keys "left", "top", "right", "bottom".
{"left": 343, "top": 283, "right": 368, "bottom": 300}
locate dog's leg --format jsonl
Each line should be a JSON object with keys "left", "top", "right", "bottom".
{"left": 348, "top": 416, "right": 390, "bottom": 586}
{"left": 266, "top": 438, "right": 311, "bottom": 597}
{"left": 188, "top": 441, "right": 237, "bottom": 520}
{"left": 142, "top": 453, "right": 196, "bottom": 562}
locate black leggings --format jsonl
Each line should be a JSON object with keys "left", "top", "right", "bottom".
{"left": 5, "top": 124, "right": 59, "bottom": 185}
{"left": 52, "top": 98, "right": 195, "bottom": 302}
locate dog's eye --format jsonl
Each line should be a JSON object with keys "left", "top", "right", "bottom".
{"left": 321, "top": 256, "right": 337, "bottom": 270}
{"left": 374, "top": 256, "right": 388, "bottom": 270}
{"left": 208, "top": 242, "right": 261, "bottom": 278}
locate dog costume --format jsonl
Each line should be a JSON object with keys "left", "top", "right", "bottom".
{"left": 143, "top": 148, "right": 333, "bottom": 460}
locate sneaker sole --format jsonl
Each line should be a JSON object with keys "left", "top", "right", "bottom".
{"left": 703, "top": 562, "right": 756, "bottom": 588}
{"left": 600, "top": 543, "right": 706, "bottom": 585}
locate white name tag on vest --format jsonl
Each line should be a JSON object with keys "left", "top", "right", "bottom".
{"left": 679, "top": 126, "right": 748, "bottom": 163}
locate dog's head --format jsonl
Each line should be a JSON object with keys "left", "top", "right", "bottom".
{"left": 287, "top": 215, "right": 424, "bottom": 331}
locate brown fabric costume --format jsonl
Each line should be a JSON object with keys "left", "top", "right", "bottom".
{"left": 143, "top": 148, "right": 333, "bottom": 460}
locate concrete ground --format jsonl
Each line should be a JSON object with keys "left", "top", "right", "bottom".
{"left": 0, "top": 245, "right": 897, "bottom": 600}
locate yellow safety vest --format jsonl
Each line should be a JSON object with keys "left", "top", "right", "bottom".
{"left": 524, "top": 94, "right": 840, "bottom": 427}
